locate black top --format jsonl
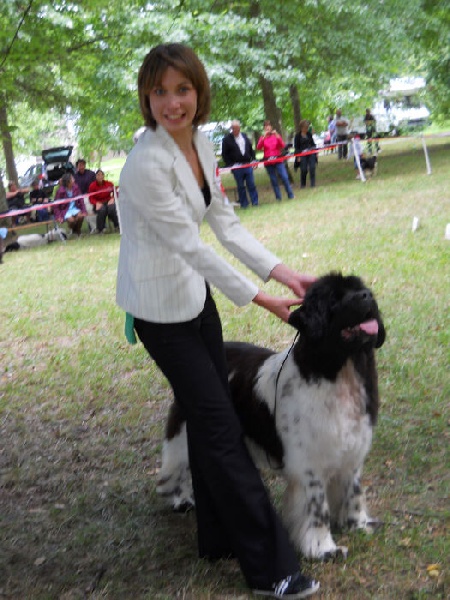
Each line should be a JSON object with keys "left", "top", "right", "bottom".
{"left": 221, "top": 132, "right": 256, "bottom": 167}
{"left": 294, "top": 131, "right": 316, "bottom": 154}
{"left": 201, "top": 181, "right": 211, "bottom": 207}
{"left": 30, "top": 189, "right": 49, "bottom": 204}
{"left": 7, "top": 191, "right": 26, "bottom": 210}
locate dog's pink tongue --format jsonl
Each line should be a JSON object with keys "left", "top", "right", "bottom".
{"left": 360, "top": 319, "right": 379, "bottom": 335}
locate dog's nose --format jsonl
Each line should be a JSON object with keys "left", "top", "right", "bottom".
{"left": 357, "top": 289, "right": 373, "bottom": 302}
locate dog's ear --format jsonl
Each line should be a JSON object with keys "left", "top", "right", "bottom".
{"left": 288, "top": 302, "right": 327, "bottom": 340}
{"left": 288, "top": 305, "right": 305, "bottom": 331}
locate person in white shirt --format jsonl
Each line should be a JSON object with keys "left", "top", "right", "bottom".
{"left": 221, "top": 120, "right": 259, "bottom": 208}
{"left": 335, "top": 109, "right": 349, "bottom": 159}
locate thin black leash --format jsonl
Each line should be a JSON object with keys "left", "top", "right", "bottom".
{"left": 268, "top": 331, "right": 300, "bottom": 470}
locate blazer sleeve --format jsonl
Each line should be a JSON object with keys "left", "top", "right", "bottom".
{"left": 205, "top": 176, "right": 280, "bottom": 283}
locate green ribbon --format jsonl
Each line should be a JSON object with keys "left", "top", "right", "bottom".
{"left": 125, "top": 312, "right": 137, "bottom": 345}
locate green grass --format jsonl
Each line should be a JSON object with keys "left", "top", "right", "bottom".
{"left": 1, "top": 135, "right": 449, "bottom": 599}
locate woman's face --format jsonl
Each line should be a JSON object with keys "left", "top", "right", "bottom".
{"left": 149, "top": 66, "right": 198, "bottom": 141}
{"left": 96, "top": 171, "right": 104, "bottom": 184}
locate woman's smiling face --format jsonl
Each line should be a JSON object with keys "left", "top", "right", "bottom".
{"left": 149, "top": 66, "right": 198, "bottom": 142}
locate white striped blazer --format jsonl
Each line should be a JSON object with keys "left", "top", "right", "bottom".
{"left": 116, "top": 126, "right": 280, "bottom": 323}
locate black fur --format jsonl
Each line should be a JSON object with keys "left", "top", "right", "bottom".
{"left": 288, "top": 273, "right": 385, "bottom": 424}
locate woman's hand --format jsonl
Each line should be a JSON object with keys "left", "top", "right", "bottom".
{"left": 269, "top": 263, "right": 316, "bottom": 302}
{"left": 252, "top": 290, "right": 301, "bottom": 323}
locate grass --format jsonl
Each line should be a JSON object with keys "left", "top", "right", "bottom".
{"left": 1, "top": 135, "right": 449, "bottom": 599}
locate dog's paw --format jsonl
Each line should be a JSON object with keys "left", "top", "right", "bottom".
{"left": 347, "top": 512, "right": 382, "bottom": 534}
{"left": 173, "top": 498, "right": 195, "bottom": 513}
{"left": 362, "top": 517, "right": 383, "bottom": 534}
{"left": 322, "top": 545, "right": 348, "bottom": 562}
{"left": 300, "top": 527, "right": 338, "bottom": 561}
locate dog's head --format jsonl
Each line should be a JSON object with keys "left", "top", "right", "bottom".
{"left": 289, "top": 272, "right": 385, "bottom": 352}
{"left": 45, "top": 228, "right": 67, "bottom": 243}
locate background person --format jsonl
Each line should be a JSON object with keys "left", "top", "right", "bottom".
{"left": 364, "top": 108, "right": 380, "bottom": 154}
{"left": 53, "top": 173, "right": 86, "bottom": 236}
{"left": 221, "top": 120, "right": 258, "bottom": 208}
{"left": 6, "top": 182, "right": 30, "bottom": 223}
{"left": 74, "top": 159, "right": 97, "bottom": 232}
{"left": 335, "top": 109, "right": 349, "bottom": 159}
{"left": 74, "top": 158, "right": 96, "bottom": 194}
{"left": 116, "top": 43, "right": 319, "bottom": 599}
{"left": 294, "top": 119, "right": 317, "bottom": 188}
{"left": 6, "top": 182, "right": 28, "bottom": 209}
{"left": 256, "top": 121, "right": 294, "bottom": 201}
{"left": 29, "top": 179, "right": 51, "bottom": 222}
{"left": 88, "top": 169, "right": 119, "bottom": 233}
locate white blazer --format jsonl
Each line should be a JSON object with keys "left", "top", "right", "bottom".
{"left": 116, "top": 126, "right": 280, "bottom": 323}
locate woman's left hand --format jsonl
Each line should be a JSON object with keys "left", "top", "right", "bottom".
{"left": 269, "top": 264, "right": 316, "bottom": 302}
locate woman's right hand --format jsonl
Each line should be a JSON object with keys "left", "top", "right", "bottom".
{"left": 252, "top": 290, "right": 301, "bottom": 323}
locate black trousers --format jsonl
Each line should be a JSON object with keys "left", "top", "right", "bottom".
{"left": 134, "top": 288, "right": 298, "bottom": 589}
{"left": 299, "top": 155, "right": 316, "bottom": 188}
{"left": 337, "top": 134, "right": 348, "bottom": 159}
{"left": 95, "top": 203, "right": 119, "bottom": 232}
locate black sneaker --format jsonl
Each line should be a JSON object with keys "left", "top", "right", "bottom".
{"left": 253, "top": 571, "right": 320, "bottom": 599}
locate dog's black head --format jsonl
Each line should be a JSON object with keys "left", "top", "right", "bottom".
{"left": 288, "top": 273, "right": 385, "bottom": 379}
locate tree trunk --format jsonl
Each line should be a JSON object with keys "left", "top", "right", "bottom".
{"left": 259, "top": 75, "right": 283, "bottom": 136}
{"left": 0, "top": 175, "right": 8, "bottom": 220}
{"left": 289, "top": 84, "right": 302, "bottom": 133}
{"left": 0, "top": 101, "right": 19, "bottom": 186}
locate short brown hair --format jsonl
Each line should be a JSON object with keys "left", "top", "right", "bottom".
{"left": 299, "top": 119, "right": 310, "bottom": 131}
{"left": 138, "top": 43, "right": 211, "bottom": 130}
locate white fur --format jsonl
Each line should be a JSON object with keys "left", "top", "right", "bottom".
{"left": 16, "top": 226, "right": 67, "bottom": 248}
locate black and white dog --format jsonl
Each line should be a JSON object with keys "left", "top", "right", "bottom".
{"left": 4, "top": 226, "right": 67, "bottom": 252}
{"left": 360, "top": 155, "right": 378, "bottom": 176}
{"left": 157, "top": 272, "right": 385, "bottom": 560}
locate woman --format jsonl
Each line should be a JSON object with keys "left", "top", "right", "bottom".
{"left": 53, "top": 173, "right": 86, "bottom": 236}
{"left": 116, "top": 43, "right": 319, "bottom": 599}
{"left": 256, "top": 120, "right": 294, "bottom": 201}
{"left": 294, "top": 120, "right": 317, "bottom": 188}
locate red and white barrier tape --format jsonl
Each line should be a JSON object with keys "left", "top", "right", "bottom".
{"left": 3, "top": 186, "right": 116, "bottom": 219}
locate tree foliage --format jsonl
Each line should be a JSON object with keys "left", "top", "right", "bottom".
{"left": 0, "top": 0, "right": 446, "bottom": 183}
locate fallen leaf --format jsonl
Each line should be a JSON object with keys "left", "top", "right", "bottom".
{"left": 428, "top": 569, "right": 439, "bottom": 578}
{"left": 426, "top": 563, "right": 440, "bottom": 577}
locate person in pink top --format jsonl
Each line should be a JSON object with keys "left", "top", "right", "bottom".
{"left": 257, "top": 120, "right": 294, "bottom": 201}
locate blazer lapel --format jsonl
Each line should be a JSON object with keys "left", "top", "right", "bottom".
{"left": 194, "top": 130, "right": 215, "bottom": 196}
{"left": 155, "top": 126, "right": 205, "bottom": 219}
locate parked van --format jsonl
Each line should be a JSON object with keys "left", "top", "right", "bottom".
{"left": 349, "top": 77, "right": 430, "bottom": 137}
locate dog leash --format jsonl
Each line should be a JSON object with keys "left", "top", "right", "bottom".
{"left": 268, "top": 331, "right": 300, "bottom": 470}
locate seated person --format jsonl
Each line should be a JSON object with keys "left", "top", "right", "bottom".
{"left": 88, "top": 169, "right": 119, "bottom": 233}
{"left": 29, "top": 179, "right": 51, "bottom": 222}
{"left": 6, "top": 182, "right": 30, "bottom": 223}
{"left": 53, "top": 173, "right": 86, "bottom": 236}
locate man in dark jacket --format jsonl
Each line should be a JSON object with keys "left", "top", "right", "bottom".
{"left": 221, "top": 120, "right": 259, "bottom": 208}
